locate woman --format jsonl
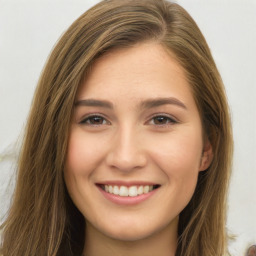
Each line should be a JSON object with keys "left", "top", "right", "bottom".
{"left": 0, "top": 0, "right": 233, "bottom": 255}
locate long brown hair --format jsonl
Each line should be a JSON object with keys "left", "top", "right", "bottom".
{"left": 0, "top": 0, "right": 233, "bottom": 255}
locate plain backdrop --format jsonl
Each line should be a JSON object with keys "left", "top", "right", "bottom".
{"left": 0, "top": 0, "right": 255, "bottom": 255}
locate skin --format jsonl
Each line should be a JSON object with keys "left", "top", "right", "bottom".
{"left": 64, "top": 42, "right": 213, "bottom": 256}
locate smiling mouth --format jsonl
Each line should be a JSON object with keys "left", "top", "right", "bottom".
{"left": 98, "top": 184, "right": 160, "bottom": 197}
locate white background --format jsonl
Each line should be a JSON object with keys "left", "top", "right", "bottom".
{"left": 0, "top": 0, "right": 255, "bottom": 255}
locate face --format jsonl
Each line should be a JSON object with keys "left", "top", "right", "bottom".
{"left": 64, "top": 43, "right": 212, "bottom": 242}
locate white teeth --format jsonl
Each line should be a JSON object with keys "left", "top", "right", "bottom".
{"left": 143, "top": 185, "right": 149, "bottom": 193}
{"left": 103, "top": 184, "right": 157, "bottom": 196}
{"left": 113, "top": 185, "right": 119, "bottom": 195}
{"left": 119, "top": 186, "right": 129, "bottom": 196}
{"left": 128, "top": 186, "right": 138, "bottom": 197}
{"left": 138, "top": 185, "right": 143, "bottom": 195}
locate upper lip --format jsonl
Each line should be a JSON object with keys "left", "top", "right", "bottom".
{"left": 96, "top": 180, "right": 159, "bottom": 186}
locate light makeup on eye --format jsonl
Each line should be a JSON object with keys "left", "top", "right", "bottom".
{"left": 147, "top": 114, "right": 178, "bottom": 127}
{"left": 79, "top": 114, "right": 110, "bottom": 126}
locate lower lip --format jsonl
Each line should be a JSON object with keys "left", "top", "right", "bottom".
{"left": 98, "top": 186, "right": 158, "bottom": 205}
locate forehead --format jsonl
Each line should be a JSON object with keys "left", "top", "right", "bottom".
{"left": 89, "top": 43, "right": 185, "bottom": 79}
{"left": 77, "top": 43, "right": 195, "bottom": 109}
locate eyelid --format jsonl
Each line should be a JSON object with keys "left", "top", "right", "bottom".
{"left": 146, "top": 113, "right": 179, "bottom": 125}
{"left": 79, "top": 113, "right": 111, "bottom": 125}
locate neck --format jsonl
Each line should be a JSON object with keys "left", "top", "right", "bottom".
{"left": 83, "top": 218, "right": 178, "bottom": 256}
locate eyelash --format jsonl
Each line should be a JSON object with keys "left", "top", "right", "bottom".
{"left": 79, "top": 114, "right": 110, "bottom": 126}
{"left": 79, "top": 114, "right": 178, "bottom": 127}
{"left": 147, "top": 114, "right": 178, "bottom": 126}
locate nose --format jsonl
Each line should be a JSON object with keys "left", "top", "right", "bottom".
{"left": 105, "top": 125, "right": 147, "bottom": 172}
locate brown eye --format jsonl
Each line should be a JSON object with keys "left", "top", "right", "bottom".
{"left": 150, "top": 115, "right": 177, "bottom": 125}
{"left": 80, "top": 115, "right": 108, "bottom": 125}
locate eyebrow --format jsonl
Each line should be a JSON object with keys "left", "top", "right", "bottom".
{"left": 74, "top": 99, "right": 113, "bottom": 109}
{"left": 141, "top": 97, "right": 187, "bottom": 110}
{"left": 74, "top": 97, "right": 187, "bottom": 110}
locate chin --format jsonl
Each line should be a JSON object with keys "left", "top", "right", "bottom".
{"left": 96, "top": 217, "right": 176, "bottom": 242}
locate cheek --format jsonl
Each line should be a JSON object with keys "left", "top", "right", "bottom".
{"left": 64, "top": 130, "right": 103, "bottom": 202}
{"left": 150, "top": 130, "right": 203, "bottom": 172}
{"left": 148, "top": 128, "right": 203, "bottom": 199}
{"left": 65, "top": 129, "right": 105, "bottom": 175}
{"left": 64, "top": 130, "right": 105, "bottom": 210}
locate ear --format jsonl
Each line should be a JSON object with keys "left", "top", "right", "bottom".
{"left": 199, "top": 139, "right": 213, "bottom": 171}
